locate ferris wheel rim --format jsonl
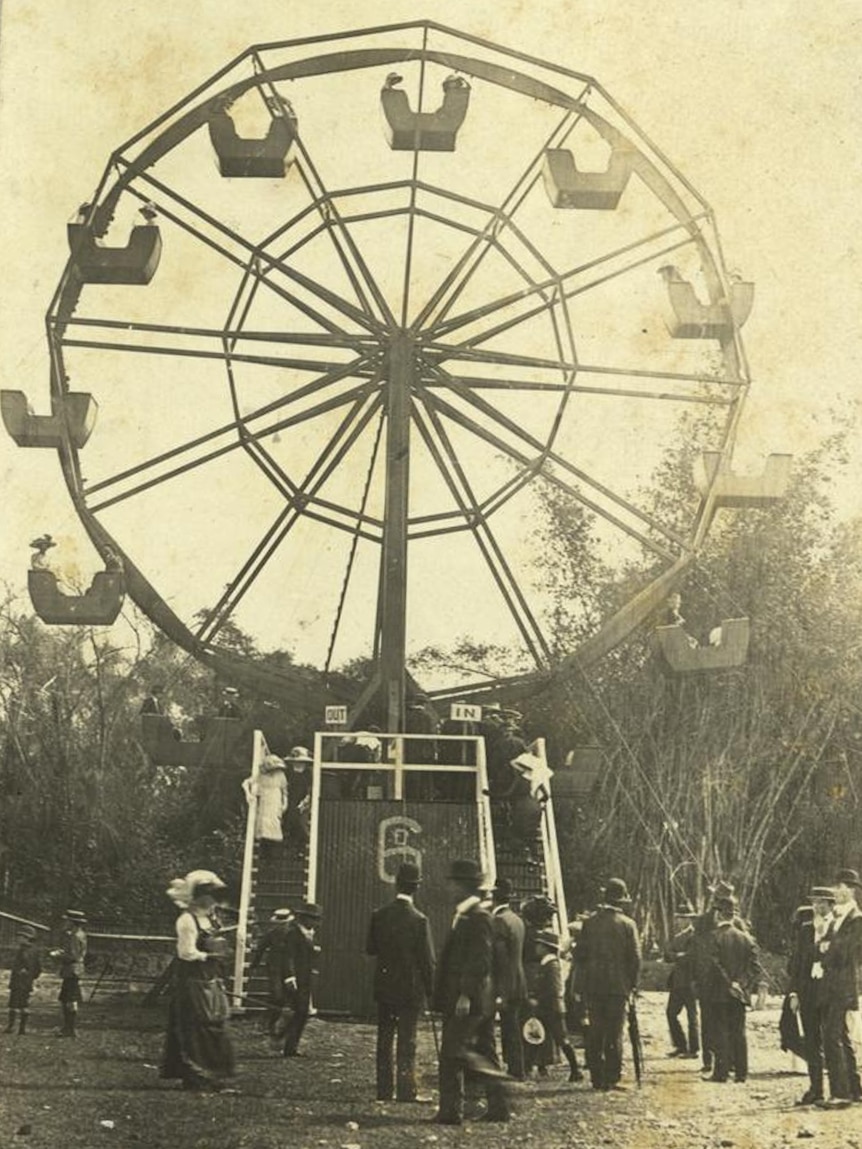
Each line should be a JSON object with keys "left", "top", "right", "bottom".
{"left": 43, "top": 30, "right": 752, "bottom": 703}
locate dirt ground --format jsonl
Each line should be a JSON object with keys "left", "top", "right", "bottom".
{"left": 1, "top": 982, "right": 860, "bottom": 1149}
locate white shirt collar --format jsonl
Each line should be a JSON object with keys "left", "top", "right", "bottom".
{"left": 456, "top": 894, "right": 481, "bottom": 916}
{"left": 396, "top": 893, "right": 414, "bottom": 904}
{"left": 492, "top": 903, "right": 509, "bottom": 915}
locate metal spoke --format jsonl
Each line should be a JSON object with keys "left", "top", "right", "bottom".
{"left": 61, "top": 336, "right": 365, "bottom": 374}
{"left": 86, "top": 357, "right": 380, "bottom": 510}
{"left": 420, "top": 387, "right": 677, "bottom": 561}
{"left": 120, "top": 163, "right": 387, "bottom": 337}
{"left": 250, "top": 69, "right": 395, "bottom": 329}
{"left": 428, "top": 362, "right": 688, "bottom": 548}
{"left": 59, "top": 315, "right": 377, "bottom": 354}
{"left": 411, "top": 106, "right": 583, "bottom": 331}
{"left": 421, "top": 343, "right": 744, "bottom": 388}
{"left": 425, "top": 216, "right": 704, "bottom": 342}
{"left": 420, "top": 369, "right": 735, "bottom": 405}
{"left": 196, "top": 389, "right": 385, "bottom": 645}
{"left": 400, "top": 26, "right": 430, "bottom": 328}
{"left": 412, "top": 390, "right": 551, "bottom": 667}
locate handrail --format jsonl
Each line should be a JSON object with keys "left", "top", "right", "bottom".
{"left": 535, "top": 738, "right": 569, "bottom": 938}
{"left": 475, "top": 736, "right": 497, "bottom": 888}
{"left": 232, "top": 728, "right": 265, "bottom": 1008}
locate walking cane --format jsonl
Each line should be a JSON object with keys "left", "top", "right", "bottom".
{"left": 427, "top": 1011, "right": 440, "bottom": 1059}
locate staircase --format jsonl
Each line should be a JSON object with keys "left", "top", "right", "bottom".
{"left": 231, "top": 731, "right": 309, "bottom": 1012}
{"left": 489, "top": 738, "right": 569, "bottom": 932}
{"left": 238, "top": 840, "right": 308, "bottom": 1011}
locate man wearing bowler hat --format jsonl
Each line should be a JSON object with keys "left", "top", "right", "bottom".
{"left": 281, "top": 901, "right": 322, "bottom": 1057}
{"left": 366, "top": 862, "right": 436, "bottom": 1101}
{"left": 490, "top": 876, "right": 527, "bottom": 1079}
{"left": 705, "top": 896, "right": 763, "bottom": 1084}
{"left": 432, "top": 859, "right": 509, "bottom": 1125}
{"left": 818, "top": 868, "right": 862, "bottom": 1107}
{"left": 573, "top": 878, "right": 640, "bottom": 1090}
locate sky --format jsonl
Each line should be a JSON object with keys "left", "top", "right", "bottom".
{"left": 0, "top": 0, "right": 859, "bottom": 675}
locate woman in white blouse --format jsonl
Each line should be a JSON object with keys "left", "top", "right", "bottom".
{"left": 161, "top": 870, "right": 235, "bottom": 1091}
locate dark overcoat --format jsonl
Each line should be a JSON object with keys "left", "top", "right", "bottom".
{"left": 574, "top": 906, "right": 640, "bottom": 998}
{"left": 366, "top": 897, "right": 435, "bottom": 1007}
{"left": 433, "top": 900, "right": 495, "bottom": 1017}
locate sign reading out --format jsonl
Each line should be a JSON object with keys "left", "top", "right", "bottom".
{"left": 324, "top": 705, "right": 348, "bottom": 727}
{"left": 450, "top": 702, "right": 483, "bottom": 723}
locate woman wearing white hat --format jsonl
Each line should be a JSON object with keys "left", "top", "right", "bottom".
{"left": 242, "top": 753, "right": 288, "bottom": 850}
{"left": 161, "top": 871, "right": 235, "bottom": 1091}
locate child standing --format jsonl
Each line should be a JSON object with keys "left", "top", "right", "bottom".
{"left": 6, "top": 925, "right": 42, "bottom": 1035}
{"left": 531, "top": 929, "right": 583, "bottom": 1082}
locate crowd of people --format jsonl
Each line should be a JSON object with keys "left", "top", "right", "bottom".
{"left": 5, "top": 864, "right": 861, "bottom": 1120}
{"left": 661, "top": 869, "right": 862, "bottom": 1108}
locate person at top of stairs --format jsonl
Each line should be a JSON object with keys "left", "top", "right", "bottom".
{"left": 242, "top": 753, "right": 288, "bottom": 854}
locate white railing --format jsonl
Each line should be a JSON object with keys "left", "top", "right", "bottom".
{"left": 231, "top": 728, "right": 265, "bottom": 1009}
{"left": 475, "top": 736, "right": 497, "bottom": 888}
{"left": 534, "top": 737, "right": 569, "bottom": 937}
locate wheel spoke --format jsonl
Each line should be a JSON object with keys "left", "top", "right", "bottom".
{"left": 59, "top": 315, "right": 377, "bottom": 354}
{"left": 250, "top": 70, "right": 397, "bottom": 330}
{"left": 420, "top": 367, "right": 736, "bottom": 405}
{"left": 121, "top": 163, "right": 387, "bottom": 337}
{"left": 86, "top": 354, "right": 380, "bottom": 509}
{"left": 411, "top": 106, "right": 583, "bottom": 332}
{"left": 429, "top": 362, "right": 689, "bottom": 548}
{"left": 412, "top": 390, "right": 551, "bottom": 667}
{"left": 196, "top": 388, "right": 384, "bottom": 645}
{"left": 420, "top": 386, "right": 678, "bottom": 561}
{"left": 425, "top": 217, "right": 704, "bottom": 344}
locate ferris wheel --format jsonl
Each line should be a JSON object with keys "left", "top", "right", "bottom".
{"left": 2, "top": 22, "right": 790, "bottom": 730}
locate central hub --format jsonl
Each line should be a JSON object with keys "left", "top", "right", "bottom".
{"left": 385, "top": 330, "right": 419, "bottom": 388}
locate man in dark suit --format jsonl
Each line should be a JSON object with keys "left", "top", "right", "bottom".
{"left": 490, "top": 877, "right": 527, "bottom": 1079}
{"left": 573, "top": 877, "right": 641, "bottom": 1090}
{"left": 248, "top": 907, "right": 295, "bottom": 1037}
{"left": 432, "top": 859, "right": 509, "bottom": 1125}
{"left": 366, "top": 862, "right": 436, "bottom": 1102}
{"left": 787, "top": 886, "right": 834, "bottom": 1104}
{"left": 705, "top": 896, "right": 763, "bottom": 1083}
{"left": 819, "top": 868, "right": 862, "bottom": 1108}
{"left": 281, "top": 902, "right": 322, "bottom": 1057}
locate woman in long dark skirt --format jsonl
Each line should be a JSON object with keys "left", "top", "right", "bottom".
{"left": 161, "top": 870, "right": 235, "bottom": 1092}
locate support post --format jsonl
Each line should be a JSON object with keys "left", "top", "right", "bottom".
{"left": 378, "top": 334, "right": 413, "bottom": 733}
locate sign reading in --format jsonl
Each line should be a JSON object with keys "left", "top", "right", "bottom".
{"left": 324, "top": 705, "right": 348, "bottom": 727}
{"left": 450, "top": 702, "right": 483, "bottom": 723}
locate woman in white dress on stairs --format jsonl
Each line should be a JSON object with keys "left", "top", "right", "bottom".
{"left": 243, "top": 753, "right": 288, "bottom": 851}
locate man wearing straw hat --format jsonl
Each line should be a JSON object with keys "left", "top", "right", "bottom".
{"left": 6, "top": 924, "right": 42, "bottom": 1035}
{"left": 787, "top": 885, "right": 835, "bottom": 1105}
{"left": 819, "top": 868, "right": 862, "bottom": 1108}
{"left": 51, "top": 910, "right": 87, "bottom": 1038}
{"left": 281, "top": 901, "right": 322, "bottom": 1057}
